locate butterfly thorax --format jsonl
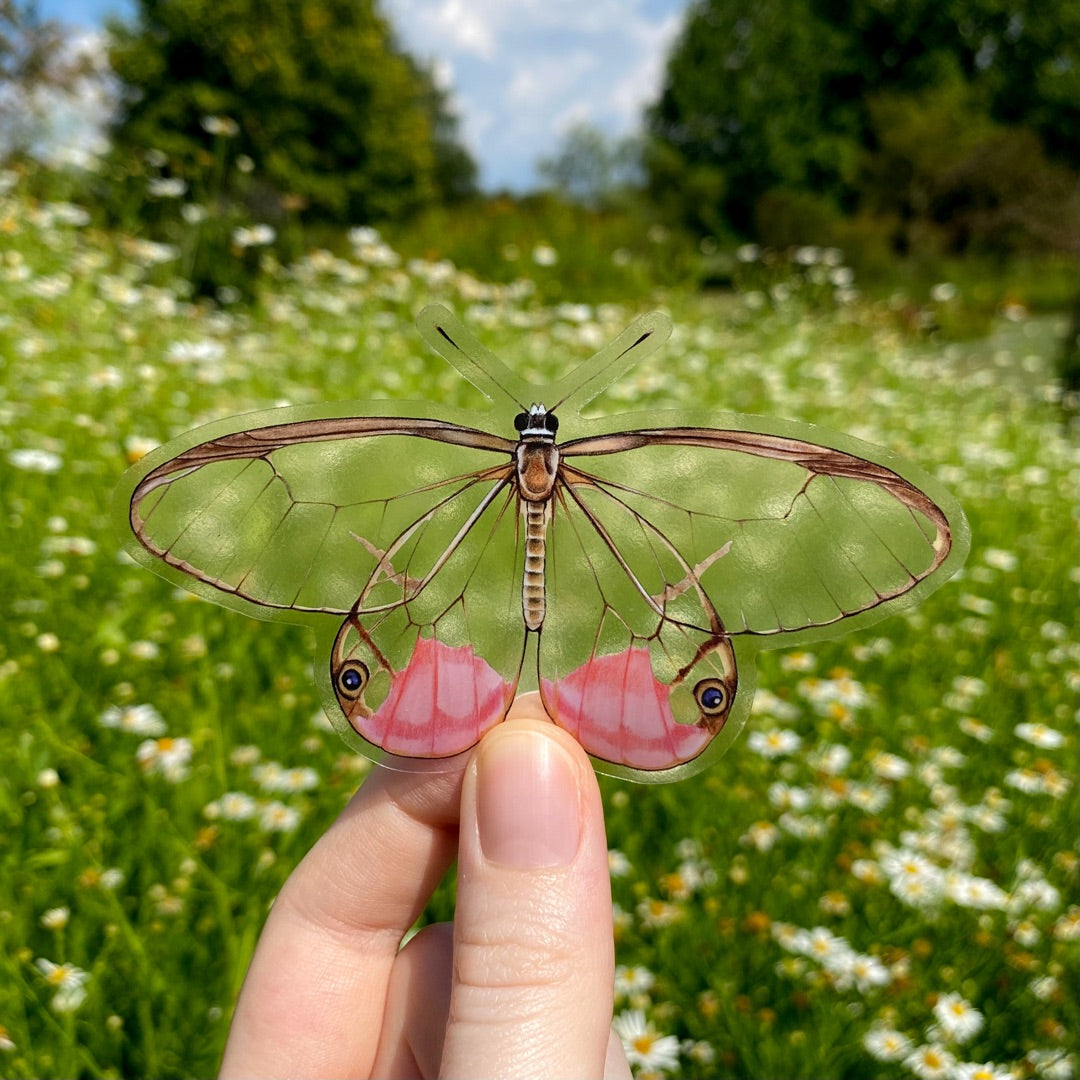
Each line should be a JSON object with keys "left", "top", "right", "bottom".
{"left": 513, "top": 404, "right": 560, "bottom": 502}
{"left": 512, "top": 405, "right": 560, "bottom": 630}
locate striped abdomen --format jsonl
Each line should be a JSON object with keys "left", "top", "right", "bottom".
{"left": 523, "top": 501, "right": 548, "bottom": 631}
{"left": 515, "top": 437, "right": 559, "bottom": 633}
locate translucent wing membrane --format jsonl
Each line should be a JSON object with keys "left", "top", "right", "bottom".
{"left": 130, "top": 417, "right": 516, "bottom": 614}
{"left": 121, "top": 312, "right": 967, "bottom": 784}
{"left": 560, "top": 427, "right": 952, "bottom": 636}
{"left": 127, "top": 410, "right": 534, "bottom": 764}
{"left": 329, "top": 477, "right": 525, "bottom": 758}
{"left": 528, "top": 422, "right": 958, "bottom": 778}
{"left": 540, "top": 474, "right": 736, "bottom": 772}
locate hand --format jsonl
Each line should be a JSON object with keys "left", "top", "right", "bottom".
{"left": 219, "top": 694, "right": 630, "bottom": 1079}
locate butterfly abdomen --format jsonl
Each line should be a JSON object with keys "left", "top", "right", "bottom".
{"left": 523, "top": 502, "right": 548, "bottom": 631}
{"left": 515, "top": 438, "right": 559, "bottom": 632}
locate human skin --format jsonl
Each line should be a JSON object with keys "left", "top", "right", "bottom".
{"left": 219, "top": 693, "right": 630, "bottom": 1079}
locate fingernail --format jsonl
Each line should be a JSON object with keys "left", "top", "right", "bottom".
{"left": 476, "top": 729, "right": 581, "bottom": 868}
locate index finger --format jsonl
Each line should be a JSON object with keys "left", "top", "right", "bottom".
{"left": 220, "top": 753, "right": 467, "bottom": 1079}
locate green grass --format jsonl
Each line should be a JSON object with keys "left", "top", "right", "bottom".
{"left": 1, "top": 172, "right": 1077, "bottom": 1079}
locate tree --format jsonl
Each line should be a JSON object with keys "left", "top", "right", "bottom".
{"left": 0, "top": 1, "right": 99, "bottom": 163}
{"left": 646, "top": 0, "right": 856, "bottom": 233}
{"left": 646, "top": 0, "right": 1079, "bottom": 239}
{"left": 862, "top": 75, "right": 1078, "bottom": 255}
{"left": 107, "top": 0, "right": 476, "bottom": 223}
{"left": 536, "top": 122, "right": 643, "bottom": 210}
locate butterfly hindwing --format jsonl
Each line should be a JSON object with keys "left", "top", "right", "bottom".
{"left": 538, "top": 467, "right": 738, "bottom": 774}
{"left": 319, "top": 457, "right": 529, "bottom": 760}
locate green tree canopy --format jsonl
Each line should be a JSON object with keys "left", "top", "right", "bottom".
{"left": 107, "top": 0, "right": 475, "bottom": 223}
{"left": 646, "top": 0, "right": 1079, "bottom": 241}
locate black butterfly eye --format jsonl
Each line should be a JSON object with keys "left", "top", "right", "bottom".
{"left": 545, "top": 412, "right": 559, "bottom": 433}
{"left": 514, "top": 412, "right": 529, "bottom": 432}
{"left": 337, "top": 660, "right": 369, "bottom": 700}
{"left": 694, "top": 678, "right": 729, "bottom": 717}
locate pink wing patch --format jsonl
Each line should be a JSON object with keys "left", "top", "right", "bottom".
{"left": 542, "top": 647, "right": 710, "bottom": 769}
{"left": 357, "top": 637, "right": 514, "bottom": 757}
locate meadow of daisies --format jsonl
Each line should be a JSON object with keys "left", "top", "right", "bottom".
{"left": 1, "top": 168, "right": 1077, "bottom": 1080}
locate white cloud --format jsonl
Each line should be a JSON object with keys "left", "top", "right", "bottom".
{"left": 609, "top": 13, "right": 683, "bottom": 123}
{"left": 505, "top": 51, "right": 599, "bottom": 109}
{"left": 418, "top": 0, "right": 498, "bottom": 59}
{"left": 384, "top": 0, "right": 690, "bottom": 190}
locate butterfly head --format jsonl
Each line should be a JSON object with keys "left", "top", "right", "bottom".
{"left": 514, "top": 404, "right": 559, "bottom": 441}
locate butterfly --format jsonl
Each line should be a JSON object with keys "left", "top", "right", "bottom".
{"left": 120, "top": 305, "right": 968, "bottom": 782}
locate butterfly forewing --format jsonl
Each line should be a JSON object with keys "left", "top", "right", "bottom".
{"left": 559, "top": 427, "right": 952, "bottom": 637}
{"left": 130, "top": 420, "right": 516, "bottom": 614}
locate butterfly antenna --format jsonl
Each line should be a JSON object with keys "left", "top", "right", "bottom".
{"left": 416, "top": 305, "right": 531, "bottom": 410}
{"left": 547, "top": 310, "right": 673, "bottom": 414}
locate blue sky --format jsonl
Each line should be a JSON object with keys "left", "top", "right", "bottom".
{"left": 38, "top": 0, "right": 691, "bottom": 191}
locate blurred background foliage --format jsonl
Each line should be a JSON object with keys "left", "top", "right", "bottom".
{"left": 647, "top": 0, "right": 1076, "bottom": 249}
{"left": 1, "top": 0, "right": 1077, "bottom": 378}
{"left": 105, "top": 0, "right": 476, "bottom": 222}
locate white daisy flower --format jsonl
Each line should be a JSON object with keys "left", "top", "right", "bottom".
{"left": 792, "top": 926, "right": 850, "bottom": 965}
{"left": 258, "top": 800, "right": 301, "bottom": 833}
{"left": 614, "top": 964, "right": 655, "bottom": 998}
{"left": 611, "top": 1009, "right": 681, "bottom": 1073}
{"left": 747, "top": 728, "right": 802, "bottom": 758}
{"left": 881, "top": 849, "right": 946, "bottom": 908}
{"left": 932, "top": 992, "right": 984, "bottom": 1043}
{"left": 847, "top": 953, "right": 890, "bottom": 992}
{"left": 205, "top": 792, "right": 257, "bottom": 821}
{"left": 99, "top": 703, "right": 167, "bottom": 736}
{"left": 904, "top": 1043, "right": 956, "bottom": 1079}
{"left": 1011, "top": 876, "right": 1061, "bottom": 913}
{"left": 1014, "top": 722, "right": 1065, "bottom": 749}
{"left": 870, "top": 751, "right": 910, "bottom": 779}
{"left": 35, "top": 958, "right": 89, "bottom": 1013}
{"left": 810, "top": 743, "right": 851, "bottom": 775}
{"left": 951, "top": 1062, "right": 1012, "bottom": 1080}
{"left": 768, "top": 782, "right": 812, "bottom": 811}
{"left": 945, "top": 872, "right": 1008, "bottom": 911}
{"left": 863, "top": 1025, "right": 912, "bottom": 1061}
{"left": 40, "top": 906, "right": 70, "bottom": 930}
{"left": 739, "top": 821, "right": 778, "bottom": 852}
{"left": 135, "top": 736, "right": 193, "bottom": 782}
{"left": 8, "top": 448, "right": 63, "bottom": 473}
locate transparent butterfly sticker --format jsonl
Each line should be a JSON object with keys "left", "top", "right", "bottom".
{"left": 118, "top": 305, "right": 969, "bottom": 783}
